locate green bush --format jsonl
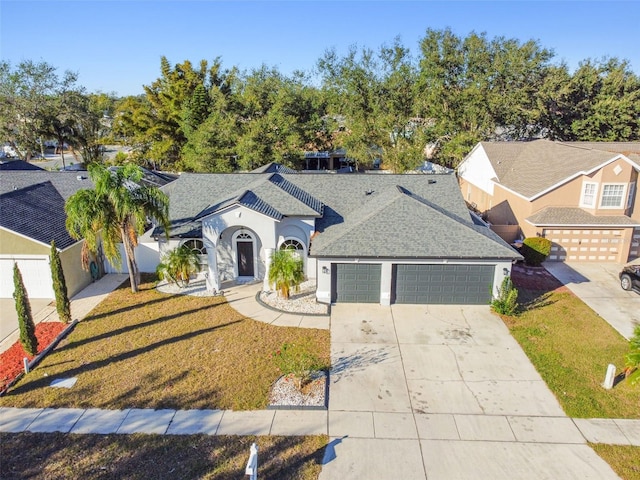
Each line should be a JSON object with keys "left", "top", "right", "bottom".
{"left": 521, "top": 237, "right": 552, "bottom": 266}
{"left": 625, "top": 325, "right": 640, "bottom": 386}
{"left": 272, "top": 341, "right": 324, "bottom": 389}
{"left": 491, "top": 276, "right": 519, "bottom": 316}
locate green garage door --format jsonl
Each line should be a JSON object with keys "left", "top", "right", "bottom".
{"left": 394, "top": 264, "right": 494, "bottom": 304}
{"left": 334, "top": 264, "right": 381, "bottom": 303}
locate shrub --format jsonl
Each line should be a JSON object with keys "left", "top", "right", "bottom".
{"left": 156, "top": 245, "right": 200, "bottom": 288}
{"left": 625, "top": 325, "right": 640, "bottom": 386}
{"left": 272, "top": 341, "right": 324, "bottom": 389}
{"left": 491, "top": 276, "right": 519, "bottom": 316}
{"left": 521, "top": 237, "right": 552, "bottom": 266}
{"left": 13, "top": 263, "right": 38, "bottom": 355}
{"left": 268, "top": 249, "right": 304, "bottom": 299}
{"left": 50, "top": 240, "right": 71, "bottom": 323}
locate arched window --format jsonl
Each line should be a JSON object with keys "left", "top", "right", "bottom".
{"left": 279, "top": 239, "right": 304, "bottom": 252}
{"left": 182, "top": 239, "right": 206, "bottom": 254}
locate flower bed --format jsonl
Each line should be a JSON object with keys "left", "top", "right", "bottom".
{"left": 0, "top": 322, "right": 66, "bottom": 392}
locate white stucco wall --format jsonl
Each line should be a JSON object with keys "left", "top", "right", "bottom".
{"left": 458, "top": 144, "right": 497, "bottom": 196}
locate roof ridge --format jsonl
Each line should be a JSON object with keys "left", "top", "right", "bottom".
{"left": 269, "top": 173, "right": 324, "bottom": 214}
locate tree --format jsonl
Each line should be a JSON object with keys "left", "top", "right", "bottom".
{"left": 13, "top": 263, "right": 38, "bottom": 356}
{"left": 65, "top": 163, "right": 170, "bottom": 293}
{"left": 268, "top": 249, "right": 304, "bottom": 299}
{"left": 156, "top": 244, "right": 200, "bottom": 288}
{"left": 50, "top": 240, "right": 71, "bottom": 323}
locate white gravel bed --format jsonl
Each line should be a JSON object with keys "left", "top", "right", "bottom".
{"left": 268, "top": 371, "right": 327, "bottom": 408}
{"left": 155, "top": 277, "right": 217, "bottom": 297}
{"left": 260, "top": 280, "right": 328, "bottom": 315}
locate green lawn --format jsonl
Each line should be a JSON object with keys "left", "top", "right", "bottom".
{"left": 505, "top": 270, "right": 639, "bottom": 479}
{"left": 0, "top": 275, "right": 330, "bottom": 410}
{"left": 502, "top": 284, "right": 637, "bottom": 419}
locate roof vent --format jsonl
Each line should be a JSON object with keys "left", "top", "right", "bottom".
{"left": 365, "top": 190, "right": 374, "bottom": 195}
{"left": 76, "top": 175, "right": 87, "bottom": 180}
{"left": 428, "top": 179, "right": 436, "bottom": 184}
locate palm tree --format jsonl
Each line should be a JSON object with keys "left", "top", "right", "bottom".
{"left": 156, "top": 244, "right": 200, "bottom": 288}
{"left": 65, "top": 163, "right": 170, "bottom": 293}
{"left": 626, "top": 325, "right": 640, "bottom": 386}
{"left": 268, "top": 249, "right": 304, "bottom": 299}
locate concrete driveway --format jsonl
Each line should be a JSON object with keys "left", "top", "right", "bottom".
{"left": 0, "top": 298, "right": 54, "bottom": 346}
{"left": 544, "top": 262, "right": 639, "bottom": 339}
{"left": 320, "top": 304, "right": 621, "bottom": 480}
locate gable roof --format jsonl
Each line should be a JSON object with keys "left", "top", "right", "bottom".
{"left": 0, "top": 171, "right": 94, "bottom": 249}
{"left": 161, "top": 171, "right": 520, "bottom": 260}
{"left": 479, "top": 140, "right": 640, "bottom": 198}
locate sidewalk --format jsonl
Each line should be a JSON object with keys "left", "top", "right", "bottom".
{"left": 1, "top": 406, "right": 638, "bottom": 446}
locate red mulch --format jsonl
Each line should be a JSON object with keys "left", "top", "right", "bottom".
{"left": 511, "top": 264, "right": 568, "bottom": 292}
{"left": 0, "top": 322, "right": 66, "bottom": 392}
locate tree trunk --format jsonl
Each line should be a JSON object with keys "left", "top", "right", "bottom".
{"left": 121, "top": 227, "right": 139, "bottom": 293}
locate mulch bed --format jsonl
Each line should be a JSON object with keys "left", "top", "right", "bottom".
{"left": 0, "top": 322, "right": 66, "bottom": 392}
{"left": 511, "top": 264, "right": 568, "bottom": 292}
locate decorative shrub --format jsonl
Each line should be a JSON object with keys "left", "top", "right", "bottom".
{"left": 521, "top": 237, "right": 552, "bottom": 266}
{"left": 625, "top": 325, "right": 640, "bottom": 386}
{"left": 50, "top": 240, "right": 71, "bottom": 323}
{"left": 13, "top": 263, "right": 38, "bottom": 355}
{"left": 156, "top": 245, "right": 200, "bottom": 288}
{"left": 272, "top": 341, "right": 324, "bottom": 389}
{"left": 268, "top": 249, "right": 304, "bottom": 299}
{"left": 491, "top": 276, "right": 519, "bottom": 316}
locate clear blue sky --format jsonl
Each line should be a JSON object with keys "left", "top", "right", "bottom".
{"left": 2, "top": 1, "right": 639, "bottom": 97}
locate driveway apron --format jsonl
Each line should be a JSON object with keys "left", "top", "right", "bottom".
{"left": 320, "top": 304, "right": 622, "bottom": 480}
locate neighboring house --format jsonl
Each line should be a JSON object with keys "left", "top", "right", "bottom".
{"left": 0, "top": 171, "right": 95, "bottom": 299}
{"left": 153, "top": 168, "right": 520, "bottom": 305}
{"left": 458, "top": 140, "right": 640, "bottom": 263}
{"left": 0, "top": 159, "right": 45, "bottom": 171}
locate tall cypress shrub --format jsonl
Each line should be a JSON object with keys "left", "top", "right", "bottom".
{"left": 13, "top": 262, "right": 38, "bottom": 356}
{"left": 50, "top": 240, "right": 71, "bottom": 323}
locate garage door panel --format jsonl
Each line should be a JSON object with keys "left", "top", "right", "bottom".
{"left": 0, "top": 258, "right": 54, "bottom": 299}
{"left": 335, "top": 264, "right": 381, "bottom": 303}
{"left": 395, "top": 264, "right": 493, "bottom": 305}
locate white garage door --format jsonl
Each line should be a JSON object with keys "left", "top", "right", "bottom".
{"left": 0, "top": 257, "right": 54, "bottom": 299}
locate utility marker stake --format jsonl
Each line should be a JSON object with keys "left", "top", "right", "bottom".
{"left": 603, "top": 363, "right": 616, "bottom": 389}
{"left": 23, "top": 357, "right": 29, "bottom": 374}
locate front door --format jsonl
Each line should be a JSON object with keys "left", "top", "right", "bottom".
{"left": 237, "top": 241, "right": 254, "bottom": 277}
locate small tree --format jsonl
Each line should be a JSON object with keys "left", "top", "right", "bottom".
{"left": 13, "top": 263, "right": 38, "bottom": 356}
{"left": 268, "top": 249, "right": 304, "bottom": 299}
{"left": 156, "top": 244, "right": 200, "bottom": 288}
{"left": 491, "top": 276, "right": 519, "bottom": 316}
{"left": 521, "top": 237, "right": 552, "bottom": 266}
{"left": 625, "top": 325, "right": 640, "bottom": 386}
{"left": 50, "top": 240, "right": 71, "bottom": 323}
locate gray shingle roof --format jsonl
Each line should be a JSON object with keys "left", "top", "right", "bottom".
{"left": 480, "top": 140, "right": 640, "bottom": 198}
{"left": 160, "top": 171, "right": 520, "bottom": 260}
{"left": 251, "top": 162, "right": 297, "bottom": 174}
{"left": 0, "top": 160, "right": 45, "bottom": 171}
{"left": 526, "top": 207, "right": 640, "bottom": 226}
{"left": 0, "top": 171, "right": 94, "bottom": 249}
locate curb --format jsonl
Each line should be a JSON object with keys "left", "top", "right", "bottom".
{"left": 0, "top": 319, "right": 79, "bottom": 396}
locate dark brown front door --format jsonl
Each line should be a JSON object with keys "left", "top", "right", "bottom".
{"left": 237, "top": 241, "right": 254, "bottom": 276}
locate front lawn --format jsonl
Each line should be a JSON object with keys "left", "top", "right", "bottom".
{"left": 505, "top": 268, "right": 637, "bottom": 419}
{"left": 0, "top": 275, "right": 330, "bottom": 410}
{"left": 0, "top": 432, "right": 327, "bottom": 480}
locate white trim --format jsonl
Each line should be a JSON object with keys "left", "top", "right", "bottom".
{"left": 525, "top": 219, "right": 640, "bottom": 228}
{"left": 579, "top": 181, "right": 598, "bottom": 208}
{"left": 599, "top": 183, "right": 627, "bottom": 209}
{"left": 231, "top": 229, "right": 258, "bottom": 279}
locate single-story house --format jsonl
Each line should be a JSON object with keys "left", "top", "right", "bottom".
{"left": 0, "top": 171, "right": 95, "bottom": 299}
{"left": 458, "top": 140, "right": 640, "bottom": 263}
{"left": 154, "top": 166, "right": 521, "bottom": 305}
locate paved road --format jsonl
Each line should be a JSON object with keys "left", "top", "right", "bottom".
{"left": 545, "top": 261, "right": 639, "bottom": 339}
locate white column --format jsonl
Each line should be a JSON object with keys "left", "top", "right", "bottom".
{"left": 380, "top": 262, "right": 392, "bottom": 306}
{"left": 203, "top": 237, "right": 220, "bottom": 293}
{"left": 263, "top": 248, "right": 273, "bottom": 292}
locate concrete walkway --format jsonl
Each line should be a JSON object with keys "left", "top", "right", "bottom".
{"left": 1, "top": 274, "right": 639, "bottom": 479}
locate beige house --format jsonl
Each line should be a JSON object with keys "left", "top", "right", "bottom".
{"left": 458, "top": 140, "right": 640, "bottom": 263}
